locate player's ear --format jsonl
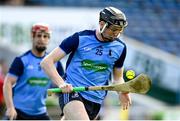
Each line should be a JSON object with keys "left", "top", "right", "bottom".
{"left": 31, "top": 32, "right": 35, "bottom": 39}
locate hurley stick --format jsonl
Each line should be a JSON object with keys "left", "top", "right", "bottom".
{"left": 47, "top": 73, "right": 151, "bottom": 96}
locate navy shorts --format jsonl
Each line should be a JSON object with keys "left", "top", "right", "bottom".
{"left": 3, "top": 108, "right": 50, "bottom": 120}
{"left": 58, "top": 92, "right": 101, "bottom": 120}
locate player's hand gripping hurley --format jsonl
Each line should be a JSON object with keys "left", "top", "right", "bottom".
{"left": 47, "top": 73, "right": 151, "bottom": 96}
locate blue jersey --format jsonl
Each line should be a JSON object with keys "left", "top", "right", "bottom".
{"left": 59, "top": 30, "right": 126, "bottom": 104}
{"left": 8, "top": 50, "right": 64, "bottom": 115}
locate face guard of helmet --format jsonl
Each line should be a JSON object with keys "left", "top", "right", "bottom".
{"left": 31, "top": 23, "right": 51, "bottom": 37}
{"left": 100, "top": 7, "right": 128, "bottom": 28}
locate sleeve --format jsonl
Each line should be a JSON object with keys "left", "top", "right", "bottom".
{"left": 114, "top": 45, "right": 127, "bottom": 68}
{"left": 56, "top": 61, "right": 64, "bottom": 77}
{"left": 59, "top": 32, "right": 79, "bottom": 54}
{"left": 8, "top": 57, "right": 24, "bottom": 77}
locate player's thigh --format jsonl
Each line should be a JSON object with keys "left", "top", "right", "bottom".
{"left": 63, "top": 100, "right": 89, "bottom": 120}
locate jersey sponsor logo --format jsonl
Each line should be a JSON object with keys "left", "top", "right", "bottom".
{"left": 81, "top": 59, "right": 108, "bottom": 72}
{"left": 27, "top": 77, "right": 49, "bottom": 86}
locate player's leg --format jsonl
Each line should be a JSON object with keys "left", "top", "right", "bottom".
{"left": 58, "top": 92, "right": 89, "bottom": 120}
{"left": 58, "top": 92, "right": 101, "bottom": 120}
{"left": 60, "top": 115, "right": 65, "bottom": 120}
{"left": 63, "top": 100, "right": 89, "bottom": 120}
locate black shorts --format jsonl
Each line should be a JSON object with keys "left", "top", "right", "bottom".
{"left": 3, "top": 108, "right": 50, "bottom": 120}
{"left": 58, "top": 92, "right": 101, "bottom": 120}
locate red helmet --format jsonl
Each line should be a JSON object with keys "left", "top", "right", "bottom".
{"left": 31, "top": 23, "right": 51, "bottom": 34}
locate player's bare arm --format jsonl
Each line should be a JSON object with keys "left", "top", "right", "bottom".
{"left": 113, "top": 67, "right": 132, "bottom": 110}
{"left": 40, "top": 47, "right": 73, "bottom": 93}
{"left": 3, "top": 75, "right": 17, "bottom": 120}
{"left": 113, "top": 67, "right": 125, "bottom": 84}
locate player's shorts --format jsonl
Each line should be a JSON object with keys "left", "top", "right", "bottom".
{"left": 58, "top": 92, "right": 101, "bottom": 120}
{"left": 3, "top": 108, "right": 50, "bottom": 120}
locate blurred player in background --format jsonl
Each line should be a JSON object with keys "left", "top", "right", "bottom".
{"left": 0, "top": 59, "right": 8, "bottom": 119}
{"left": 3, "top": 23, "right": 64, "bottom": 120}
{"left": 0, "top": 75, "right": 4, "bottom": 119}
{"left": 41, "top": 6, "right": 131, "bottom": 120}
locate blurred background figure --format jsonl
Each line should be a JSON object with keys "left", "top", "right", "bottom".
{"left": 2, "top": 23, "right": 64, "bottom": 120}
{"left": 0, "top": 59, "right": 8, "bottom": 78}
{"left": 0, "top": 59, "right": 8, "bottom": 119}
{"left": 0, "top": 0, "right": 25, "bottom": 6}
